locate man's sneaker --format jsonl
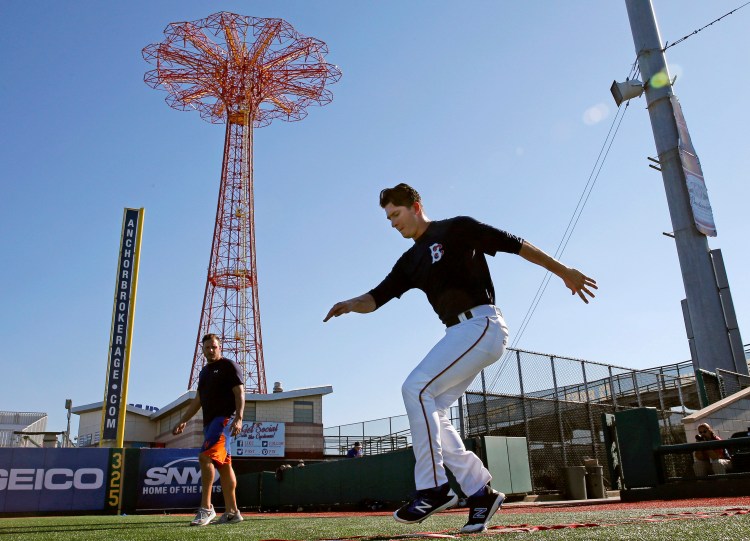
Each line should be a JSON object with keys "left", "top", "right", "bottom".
{"left": 190, "top": 506, "right": 216, "bottom": 526}
{"left": 215, "top": 510, "right": 244, "bottom": 524}
{"left": 393, "top": 484, "right": 458, "bottom": 524}
{"left": 460, "top": 486, "right": 504, "bottom": 533}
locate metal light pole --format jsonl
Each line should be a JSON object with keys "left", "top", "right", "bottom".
{"left": 65, "top": 399, "right": 72, "bottom": 448}
{"left": 623, "top": 0, "right": 746, "bottom": 376}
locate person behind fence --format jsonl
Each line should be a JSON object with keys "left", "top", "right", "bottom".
{"left": 347, "top": 441, "right": 363, "bottom": 458}
{"left": 693, "top": 422, "right": 731, "bottom": 477}
{"left": 324, "top": 183, "right": 596, "bottom": 533}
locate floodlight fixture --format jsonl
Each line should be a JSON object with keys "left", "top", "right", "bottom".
{"left": 610, "top": 79, "right": 644, "bottom": 106}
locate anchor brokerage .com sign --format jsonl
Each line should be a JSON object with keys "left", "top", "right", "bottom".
{"left": 231, "top": 422, "right": 285, "bottom": 457}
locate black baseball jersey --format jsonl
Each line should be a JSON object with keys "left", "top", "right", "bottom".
{"left": 197, "top": 357, "right": 243, "bottom": 426}
{"left": 368, "top": 216, "right": 524, "bottom": 326}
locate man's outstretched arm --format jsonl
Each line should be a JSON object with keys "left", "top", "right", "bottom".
{"left": 324, "top": 293, "right": 377, "bottom": 322}
{"left": 518, "top": 241, "right": 597, "bottom": 303}
{"left": 172, "top": 391, "right": 202, "bottom": 435}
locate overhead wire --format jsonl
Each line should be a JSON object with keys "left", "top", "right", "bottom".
{"left": 485, "top": 100, "right": 631, "bottom": 390}
{"left": 508, "top": 101, "right": 631, "bottom": 352}
{"left": 487, "top": 64, "right": 640, "bottom": 387}
{"left": 484, "top": 3, "right": 748, "bottom": 387}
{"left": 663, "top": 1, "right": 750, "bottom": 51}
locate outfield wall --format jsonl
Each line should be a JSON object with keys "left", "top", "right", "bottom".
{"left": 0, "top": 436, "right": 529, "bottom": 514}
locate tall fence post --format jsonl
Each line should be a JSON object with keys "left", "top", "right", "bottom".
{"left": 675, "top": 365, "right": 687, "bottom": 415}
{"left": 550, "top": 355, "right": 568, "bottom": 465}
{"left": 480, "top": 369, "right": 490, "bottom": 433}
{"left": 608, "top": 366, "right": 619, "bottom": 411}
{"left": 458, "top": 396, "right": 466, "bottom": 439}
{"left": 581, "top": 361, "right": 598, "bottom": 459}
{"left": 632, "top": 371, "right": 643, "bottom": 407}
{"left": 655, "top": 372, "right": 674, "bottom": 442}
{"left": 516, "top": 350, "right": 535, "bottom": 491}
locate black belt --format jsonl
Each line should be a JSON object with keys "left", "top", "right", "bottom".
{"left": 446, "top": 309, "right": 476, "bottom": 328}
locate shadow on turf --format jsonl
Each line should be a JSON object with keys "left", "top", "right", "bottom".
{"left": 0, "top": 520, "right": 189, "bottom": 536}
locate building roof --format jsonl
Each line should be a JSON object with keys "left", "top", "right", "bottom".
{"left": 72, "top": 385, "right": 334, "bottom": 421}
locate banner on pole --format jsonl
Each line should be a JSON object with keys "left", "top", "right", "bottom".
{"left": 671, "top": 96, "right": 717, "bottom": 237}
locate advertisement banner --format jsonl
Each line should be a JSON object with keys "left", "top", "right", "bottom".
{"left": 0, "top": 448, "right": 109, "bottom": 513}
{"left": 671, "top": 96, "right": 717, "bottom": 237}
{"left": 135, "top": 448, "right": 223, "bottom": 510}
{"left": 231, "top": 422, "right": 285, "bottom": 457}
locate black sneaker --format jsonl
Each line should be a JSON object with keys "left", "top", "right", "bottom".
{"left": 393, "top": 484, "right": 458, "bottom": 524}
{"left": 460, "top": 486, "right": 504, "bottom": 533}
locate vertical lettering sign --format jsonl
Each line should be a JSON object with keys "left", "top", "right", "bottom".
{"left": 101, "top": 208, "right": 144, "bottom": 442}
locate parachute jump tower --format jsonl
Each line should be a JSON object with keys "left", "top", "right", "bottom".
{"left": 143, "top": 12, "right": 341, "bottom": 392}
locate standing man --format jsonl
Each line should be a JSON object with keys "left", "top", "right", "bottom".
{"left": 324, "top": 183, "right": 596, "bottom": 533}
{"left": 173, "top": 333, "right": 245, "bottom": 526}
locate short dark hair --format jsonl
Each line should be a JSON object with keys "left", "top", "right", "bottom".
{"left": 201, "top": 333, "right": 222, "bottom": 344}
{"left": 379, "top": 183, "right": 421, "bottom": 208}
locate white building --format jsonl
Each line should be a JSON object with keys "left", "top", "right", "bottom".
{"left": 0, "top": 411, "right": 48, "bottom": 447}
{"left": 72, "top": 385, "right": 333, "bottom": 458}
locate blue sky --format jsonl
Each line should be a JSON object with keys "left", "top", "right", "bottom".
{"left": 1, "top": 1, "right": 748, "bottom": 438}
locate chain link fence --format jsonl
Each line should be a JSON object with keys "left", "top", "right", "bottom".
{"left": 325, "top": 349, "right": 704, "bottom": 494}
{"left": 464, "top": 349, "right": 699, "bottom": 493}
{"left": 697, "top": 368, "right": 750, "bottom": 404}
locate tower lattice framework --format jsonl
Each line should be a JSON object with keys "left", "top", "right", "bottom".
{"left": 143, "top": 12, "right": 341, "bottom": 392}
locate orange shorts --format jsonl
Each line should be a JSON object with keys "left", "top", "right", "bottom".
{"left": 201, "top": 416, "right": 232, "bottom": 467}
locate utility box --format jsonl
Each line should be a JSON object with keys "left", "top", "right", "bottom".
{"left": 482, "top": 436, "right": 532, "bottom": 494}
{"left": 614, "top": 408, "right": 662, "bottom": 489}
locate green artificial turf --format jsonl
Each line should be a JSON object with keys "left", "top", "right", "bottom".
{"left": 0, "top": 506, "right": 748, "bottom": 541}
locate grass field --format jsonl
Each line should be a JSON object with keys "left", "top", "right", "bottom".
{"left": 2, "top": 502, "right": 749, "bottom": 541}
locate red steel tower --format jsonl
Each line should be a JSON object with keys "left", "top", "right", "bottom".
{"left": 143, "top": 12, "right": 341, "bottom": 392}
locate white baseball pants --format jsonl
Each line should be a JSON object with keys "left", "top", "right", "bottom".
{"left": 402, "top": 304, "right": 508, "bottom": 496}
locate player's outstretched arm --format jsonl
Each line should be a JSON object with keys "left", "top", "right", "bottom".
{"left": 231, "top": 384, "right": 245, "bottom": 437}
{"left": 518, "top": 241, "right": 597, "bottom": 304}
{"left": 172, "top": 392, "right": 202, "bottom": 435}
{"left": 324, "top": 293, "right": 377, "bottom": 322}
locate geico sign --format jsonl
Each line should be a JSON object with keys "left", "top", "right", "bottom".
{"left": 144, "top": 457, "right": 202, "bottom": 486}
{"left": 0, "top": 468, "right": 104, "bottom": 491}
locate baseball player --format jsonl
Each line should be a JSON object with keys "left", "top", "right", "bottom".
{"left": 324, "top": 183, "right": 596, "bottom": 533}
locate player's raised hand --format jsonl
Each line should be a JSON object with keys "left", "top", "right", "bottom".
{"left": 562, "top": 268, "right": 597, "bottom": 304}
{"left": 172, "top": 422, "right": 186, "bottom": 435}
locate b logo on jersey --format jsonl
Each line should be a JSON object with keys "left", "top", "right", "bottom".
{"left": 429, "top": 243, "right": 444, "bottom": 264}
